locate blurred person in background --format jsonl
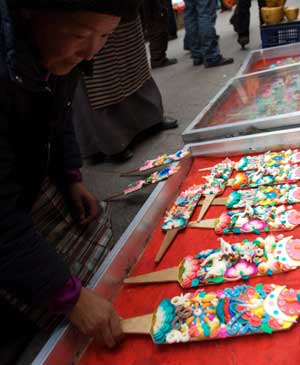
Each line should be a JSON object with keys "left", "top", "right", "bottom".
{"left": 143, "top": 0, "right": 178, "bottom": 69}
{"left": 167, "top": 0, "right": 178, "bottom": 40}
{"left": 230, "top": 0, "right": 266, "bottom": 48}
{"left": 184, "top": 0, "right": 234, "bottom": 67}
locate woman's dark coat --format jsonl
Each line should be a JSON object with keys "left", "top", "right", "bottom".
{"left": 0, "top": 0, "right": 82, "bottom": 305}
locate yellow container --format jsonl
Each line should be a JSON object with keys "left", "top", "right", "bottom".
{"left": 261, "top": 6, "right": 284, "bottom": 25}
{"left": 284, "top": 7, "right": 299, "bottom": 21}
{"left": 265, "top": 0, "right": 286, "bottom": 7}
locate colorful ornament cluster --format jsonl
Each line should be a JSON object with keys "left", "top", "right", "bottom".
{"left": 139, "top": 149, "right": 190, "bottom": 172}
{"left": 229, "top": 164, "right": 300, "bottom": 189}
{"left": 178, "top": 235, "right": 300, "bottom": 288}
{"left": 162, "top": 160, "right": 233, "bottom": 230}
{"left": 226, "top": 184, "right": 300, "bottom": 209}
{"left": 267, "top": 57, "right": 300, "bottom": 70}
{"left": 162, "top": 185, "right": 203, "bottom": 230}
{"left": 228, "top": 72, "right": 300, "bottom": 121}
{"left": 235, "top": 149, "right": 300, "bottom": 171}
{"left": 124, "top": 166, "right": 180, "bottom": 195}
{"left": 215, "top": 204, "right": 300, "bottom": 234}
{"left": 201, "top": 158, "right": 233, "bottom": 196}
{"left": 150, "top": 284, "right": 300, "bottom": 344}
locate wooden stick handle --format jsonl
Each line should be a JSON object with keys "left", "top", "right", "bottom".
{"left": 120, "top": 168, "right": 139, "bottom": 176}
{"left": 124, "top": 266, "right": 179, "bottom": 285}
{"left": 198, "top": 167, "right": 212, "bottom": 172}
{"left": 103, "top": 191, "right": 125, "bottom": 202}
{"left": 188, "top": 218, "right": 217, "bottom": 229}
{"left": 154, "top": 229, "right": 179, "bottom": 264}
{"left": 198, "top": 197, "right": 227, "bottom": 206}
{"left": 121, "top": 314, "right": 153, "bottom": 334}
{"left": 196, "top": 194, "right": 217, "bottom": 222}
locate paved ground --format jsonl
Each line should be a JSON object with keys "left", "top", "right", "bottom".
{"left": 9, "top": 2, "right": 284, "bottom": 364}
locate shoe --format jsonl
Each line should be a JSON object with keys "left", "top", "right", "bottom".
{"left": 151, "top": 58, "right": 178, "bottom": 69}
{"left": 205, "top": 56, "right": 234, "bottom": 68}
{"left": 157, "top": 116, "right": 178, "bottom": 130}
{"left": 193, "top": 58, "right": 203, "bottom": 66}
{"left": 238, "top": 35, "right": 249, "bottom": 50}
{"left": 86, "top": 148, "right": 134, "bottom": 164}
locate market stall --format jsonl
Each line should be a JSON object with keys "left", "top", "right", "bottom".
{"left": 34, "top": 128, "right": 300, "bottom": 365}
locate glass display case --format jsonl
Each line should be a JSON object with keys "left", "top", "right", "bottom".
{"left": 238, "top": 43, "right": 300, "bottom": 75}
{"left": 182, "top": 63, "right": 300, "bottom": 143}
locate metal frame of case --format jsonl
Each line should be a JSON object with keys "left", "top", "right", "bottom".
{"left": 33, "top": 127, "right": 300, "bottom": 365}
{"left": 182, "top": 63, "right": 300, "bottom": 144}
{"left": 238, "top": 42, "right": 300, "bottom": 76}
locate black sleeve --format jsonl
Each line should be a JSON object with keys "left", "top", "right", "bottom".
{"left": 48, "top": 71, "right": 83, "bottom": 181}
{"left": 50, "top": 106, "right": 83, "bottom": 175}
{"left": 0, "top": 118, "right": 70, "bottom": 306}
{"left": 142, "top": 0, "right": 162, "bottom": 20}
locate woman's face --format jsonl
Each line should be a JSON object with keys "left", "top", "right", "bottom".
{"left": 30, "top": 10, "right": 120, "bottom": 75}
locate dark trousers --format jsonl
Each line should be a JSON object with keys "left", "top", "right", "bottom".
{"left": 167, "top": 0, "right": 178, "bottom": 37}
{"left": 231, "top": 0, "right": 266, "bottom": 37}
{"left": 145, "top": 0, "right": 169, "bottom": 66}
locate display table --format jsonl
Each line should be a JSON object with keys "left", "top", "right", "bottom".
{"left": 33, "top": 128, "right": 300, "bottom": 365}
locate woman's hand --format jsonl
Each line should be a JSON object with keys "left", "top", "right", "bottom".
{"left": 67, "top": 182, "right": 99, "bottom": 226}
{"left": 68, "top": 287, "right": 123, "bottom": 348}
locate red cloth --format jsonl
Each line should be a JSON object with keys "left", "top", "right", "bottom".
{"left": 79, "top": 155, "right": 300, "bottom": 365}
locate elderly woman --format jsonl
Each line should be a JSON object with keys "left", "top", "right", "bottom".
{"left": 0, "top": 0, "right": 140, "bottom": 353}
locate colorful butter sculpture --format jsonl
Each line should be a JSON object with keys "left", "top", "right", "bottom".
{"left": 228, "top": 73, "right": 300, "bottom": 120}
{"left": 209, "top": 158, "right": 234, "bottom": 181}
{"left": 200, "top": 149, "right": 300, "bottom": 173}
{"left": 201, "top": 158, "right": 233, "bottom": 196}
{"left": 139, "top": 149, "right": 190, "bottom": 172}
{"left": 162, "top": 185, "right": 203, "bottom": 230}
{"left": 229, "top": 164, "right": 300, "bottom": 190}
{"left": 161, "top": 159, "right": 233, "bottom": 230}
{"left": 124, "top": 235, "right": 300, "bottom": 288}
{"left": 124, "top": 166, "right": 180, "bottom": 195}
{"left": 179, "top": 235, "right": 300, "bottom": 288}
{"left": 226, "top": 184, "right": 300, "bottom": 209}
{"left": 150, "top": 284, "right": 300, "bottom": 344}
{"left": 267, "top": 57, "right": 300, "bottom": 70}
{"left": 235, "top": 149, "right": 300, "bottom": 171}
{"left": 215, "top": 204, "right": 300, "bottom": 234}
{"left": 197, "top": 159, "right": 234, "bottom": 222}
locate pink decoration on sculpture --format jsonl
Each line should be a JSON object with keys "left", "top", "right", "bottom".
{"left": 241, "top": 219, "right": 267, "bottom": 233}
{"left": 287, "top": 210, "right": 300, "bottom": 225}
{"left": 124, "top": 180, "right": 144, "bottom": 194}
{"left": 286, "top": 239, "right": 300, "bottom": 261}
{"left": 215, "top": 212, "right": 232, "bottom": 233}
{"left": 225, "top": 260, "right": 258, "bottom": 279}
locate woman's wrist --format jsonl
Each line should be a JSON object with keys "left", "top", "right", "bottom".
{"left": 48, "top": 275, "right": 82, "bottom": 314}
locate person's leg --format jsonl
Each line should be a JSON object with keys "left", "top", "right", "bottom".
{"left": 148, "top": 1, "right": 176, "bottom": 68}
{"left": 196, "top": 0, "right": 233, "bottom": 66}
{"left": 196, "top": 0, "right": 220, "bottom": 64}
{"left": 184, "top": 0, "right": 203, "bottom": 64}
{"left": 166, "top": 0, "right": 178, "bottom": 39}
{"left": 230, "top": 0, "right": 251, "bottom": 48}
